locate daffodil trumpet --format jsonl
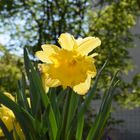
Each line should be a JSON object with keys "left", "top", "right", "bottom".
{"left": 36, "top": 33, "right": 101, "bottom": 95}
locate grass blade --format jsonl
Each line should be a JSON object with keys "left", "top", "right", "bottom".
{"left": 24, "top": 48, "right": 58, "bottom": 140}
{"left": 86, "top": 71, "right": 119, "bottom": 140}
{"left": 76, "top": 59, "right": 108, "bottom": 140}
{"left": 65, "top": 91, "right": 79, "bottom": 140}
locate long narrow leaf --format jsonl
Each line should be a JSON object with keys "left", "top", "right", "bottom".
{"left": 24, "top": 48, "right": 41, "bottom": 117}
{"left": 18, "top": 73, "right": 30, "bottom": 112}
{"left": 76, "top": 59, "right": 108, "bottom": 140}
{"left": 65, "top": 91, "right": 79, "bottom": 140}
{"left": 24, "top": 48, "right": 58, "bottom": 140}
{"left": 86, "top": 71, "right": 119, "bottom": 140}
{"left": 59, "top": 91, "right": 70, "bottom": 140}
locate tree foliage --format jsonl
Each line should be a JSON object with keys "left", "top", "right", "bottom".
{"left": 0, "top": 0, "right": 88, "bottom": 53}
{"left": 0, "top": 45, "right": 23, "bottom": 92}
{"left": 88, "top": 0, "right": 140, "bottom": 108}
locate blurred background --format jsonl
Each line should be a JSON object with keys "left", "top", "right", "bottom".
{"left": 0, "top": 0, "right": 140, "bottom": 139}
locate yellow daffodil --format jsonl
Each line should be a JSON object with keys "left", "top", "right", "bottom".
{"left": 36, "top": 33, "right": 101, "bottom": 95}
{"left": 3, "top": 92, "right": 15, "bottom": 101}
{"left": 13, "top": 122, "right": 25, "bottom": 140}
{"left": 0, "top": 106, "right": 15, "bottom": 137}
{"left": 0, "top": 92, "right": 15, "bottom": 137}
{"left": 0, "top": 92, "right": 24, "bottom": 139}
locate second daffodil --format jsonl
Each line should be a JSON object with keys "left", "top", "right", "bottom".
{"left": 36, "top": 33, "right": 101, "bottom": 95}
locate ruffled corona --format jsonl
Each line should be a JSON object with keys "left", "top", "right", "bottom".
{"left": 36, "top": 33, "right": 101, "bottom": 95}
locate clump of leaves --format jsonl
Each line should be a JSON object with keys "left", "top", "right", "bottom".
{"left": 0, "top": 45, "right": 23, "bottom": 92}
{"left": 0, "top": 48, "right": 119, "bottom": 140}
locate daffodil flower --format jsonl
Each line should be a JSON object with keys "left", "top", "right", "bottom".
{"left": 0, "top": 106, "right": 15, "bottom": 137}
{"left": 0, "top": 92, "right": 24, "bottom": 139}
{"left": 36, "top": 33, "right": 101, "bottom": 95}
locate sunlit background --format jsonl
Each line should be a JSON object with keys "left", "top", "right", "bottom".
{"left": 0, "top": 0, "right": 140, "bottom": 139}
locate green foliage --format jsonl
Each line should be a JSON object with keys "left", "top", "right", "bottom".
{"left": 0, "top": 0, "right": 88, "bottom": 53}
{"left": 0, "top": 45, "right": 23, "bottom": 92}
{"left": 89, "top": 0, "right": 139, "bottom": 71}
{"left": 0, "top": 1, "right": 139, "bottom": 138}
{"left": 115, "top": 74, "right": 140, "bottom": 109}
{"left": 0, "top": 0, "right": 140, "bottom": 108}
{"left": 0, "top": 49, "right": 118, "bottom": 140}
{"left": 88, "top": 0, "right": 140, "bottom": 108}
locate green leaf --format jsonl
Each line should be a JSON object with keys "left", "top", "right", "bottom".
{"left": 58, "top": 90, "right": 70, "bottom": 140}
{"left": 86, "top": 71, "right": 119, "bottom": 140}
{"left": 75, "top": 114, "right": 84, "bottom": 140}
{"left": 24, "top": 48, "right": 41, "bottom": 117}
{"left": 24, "top": 48, "right": 58, "bottom": 140}
{"left": 18, "top": 73, "right": 30, "bottom": 112}
{"left": 49, "top": 88, "right": 61, "bottom": 126}
{"left": 64, "top": 91, "right": 79, "bottom": 140}
{"left": 13, "top": 125, "right": 21, "bottom": 140}
{"left": 76, "top": 59, "right": 108, "bottom": 140}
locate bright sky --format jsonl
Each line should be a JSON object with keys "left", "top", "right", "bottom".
{"left": 0, "top": 34, "right": 23, "bottom": 55}
{"left": 0, "top": 34, "right": 10, "bottom": 46}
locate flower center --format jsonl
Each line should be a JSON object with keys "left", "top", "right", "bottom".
{"left": 48, "top": 49, "right": 94, "bottom": 87}
{"left": 68, "top": 59, "right": 77, "bottom": 66}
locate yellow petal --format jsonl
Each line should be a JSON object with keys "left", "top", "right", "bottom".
{"left": 73, "top": 75, "right": 91, "bottom": 95}
{"left": 58, "top": 33, "right": 75, "bottom": 50}
{"left": 77, "top": 37, "right": 101, "bottom": 55}
{"left": 27, "top": 98, "right": 31, "bottom": 107}
{"left": 45, "top": 87, "right": 49, "bottom": 93}
{"left": 35, "top": 51, "right": 52, "bottom": 63}
{"left": 0, "top": 129, "right": 4, "bottom": 137}
{"left": 39, "top": 64, "right": 61, "bottom": 92}
{"left": 14, "top": 123, "right": 25, "bottom": 140}
{"left": 36, "top": 44, "right": 59, "bottom": 63}
{"left": 76, "top": 38, "right": 83, "bottom": 45}
{"left": 4, "top": 92, "right": 15, "bottom": 101}
{"left": 0, "top": 106, "right": 15, "bottom": 137}
{"left": 88, "top": 64, "right": 97, "bottom": 78}
{"left": 47, "top": 78, "right": 60, "bottom": 87}
{"left": 90, "top": 53, "right": 98, "bottom": 57}
{"left": 44, "top": 77, "right": 60, "bottom": 93}
{"left": 41, "top": 44, "right": 59, "bottom": 53}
